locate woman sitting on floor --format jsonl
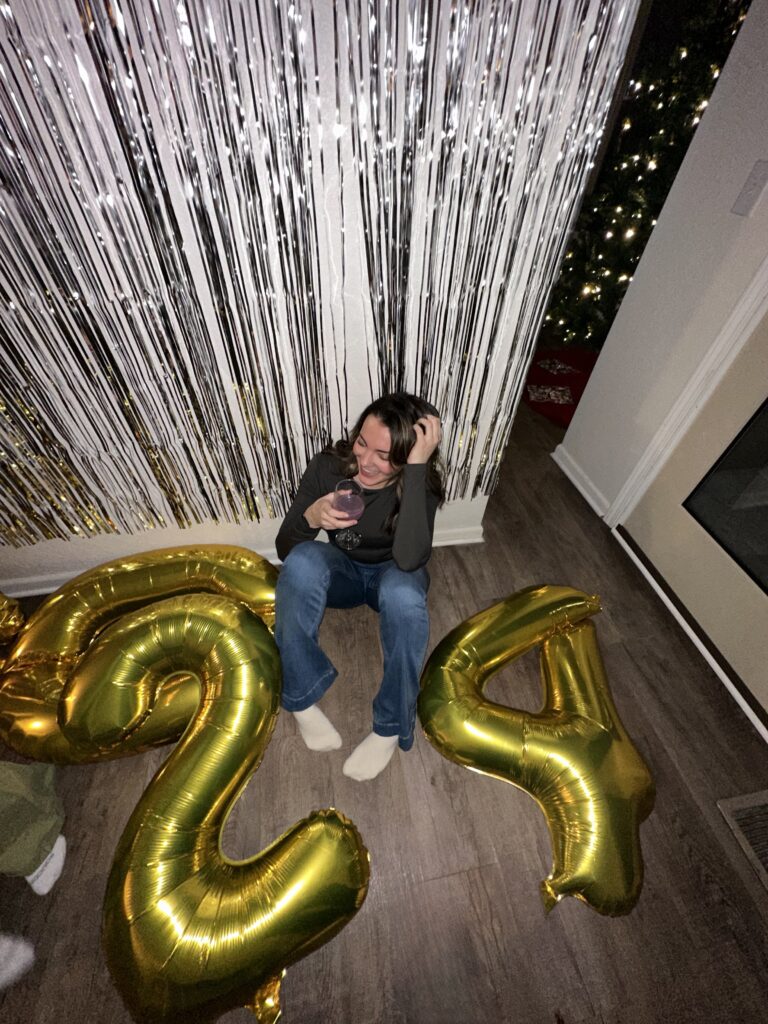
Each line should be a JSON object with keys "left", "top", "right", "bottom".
{"left": 275, "top": 392, "right": 444, "bottom": 781}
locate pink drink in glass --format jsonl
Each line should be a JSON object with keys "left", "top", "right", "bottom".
{"left": 333, "top": 488, "right": 365, "bottom": 519}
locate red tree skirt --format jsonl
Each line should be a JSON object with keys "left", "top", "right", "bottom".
{"left": 522, "top": 346, "right": 599, "bottom": 429}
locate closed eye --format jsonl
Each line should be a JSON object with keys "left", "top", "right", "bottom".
{"left": 357, "top": 435, "right": 390, "bottom": 459}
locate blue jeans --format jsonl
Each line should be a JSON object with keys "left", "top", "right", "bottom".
{"left": 275, "top": 541, "right": 430, "bottom": 751}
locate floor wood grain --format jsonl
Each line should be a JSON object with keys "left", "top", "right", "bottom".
{"left": 3, "top": 404, "right": 768, "bottom": 1023}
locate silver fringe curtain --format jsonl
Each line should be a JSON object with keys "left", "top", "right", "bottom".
{"left": 0, "top": 0, "right": 639, "bottom": 546}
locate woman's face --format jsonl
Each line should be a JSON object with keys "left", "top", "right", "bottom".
{"left": 353, "top": 415, "right": 397, "bottom": 489}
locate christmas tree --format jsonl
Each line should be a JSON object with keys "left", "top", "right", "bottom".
{"left": 540, "top": 0, "right": 751, "bottom": 350}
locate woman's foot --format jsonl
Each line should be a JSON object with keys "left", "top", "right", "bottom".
{"left": 25, "top": 834, "right": 66, "bottom": 895}
{"left": 293, "top": 705, "right": 342, "bottom": 751}
{"left": 342, "top": 732, "right": 398, "bottom": 781}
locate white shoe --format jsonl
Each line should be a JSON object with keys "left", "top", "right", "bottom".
{"left": 0, "top": 934, "right": 35, "bottom": 991}
{"left": 25, "top": 834, "right": 66, "bottom": 895}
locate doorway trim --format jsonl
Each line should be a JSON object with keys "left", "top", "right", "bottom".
{"left": 603, "top": 252, "right": 768, "bottom": 528}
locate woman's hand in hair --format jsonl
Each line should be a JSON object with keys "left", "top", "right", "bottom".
{"left": 407, "top": 415, "right": 442, "bottom": 464}
{"left": 302, "top": 493, "right": 359, "bottom": 531}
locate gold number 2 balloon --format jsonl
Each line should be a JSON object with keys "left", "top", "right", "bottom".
{"left": 0, "top": 548, "right": 370, "bottom": 1023}
{"left": 68, "top": 592, "right": 368, "bottom": 1023}
{"left": 418, "top": 584, "right": 655, "bottom": 916}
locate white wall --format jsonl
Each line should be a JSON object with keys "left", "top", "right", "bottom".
{"left": 554, "top": 0, "right": 768, "bottom": 519}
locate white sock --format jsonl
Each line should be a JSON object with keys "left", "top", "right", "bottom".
{"left": 293, "top": 705, "right": 342, "bottom": 752}
{"left": 342, "top": 732, "right": 398, "bottom": 781}
{"left": 25, "top": 834, "right": 66, "bottom": 895}
{"left": 0, "top": 934, "right": 35, "bottom": 991}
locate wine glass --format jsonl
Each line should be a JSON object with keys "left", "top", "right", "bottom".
{"left": 333, "top": 480, "right": 365, "bottom": 550}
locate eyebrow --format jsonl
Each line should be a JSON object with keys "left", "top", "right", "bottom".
{"left": 358, "top": 431, "right": 390, "bottom": 457}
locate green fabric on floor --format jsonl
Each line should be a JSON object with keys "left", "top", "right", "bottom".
{"left": 0, "top": 762, "right": 64, "bottom": 877}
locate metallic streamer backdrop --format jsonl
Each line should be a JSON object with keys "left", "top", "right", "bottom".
{"left": 0, "top": 0, "right": 639, "bottom": 546}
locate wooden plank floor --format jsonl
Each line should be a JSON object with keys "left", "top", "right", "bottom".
{"left": 3, "top": 404, "right": 768, "bottom": 1023}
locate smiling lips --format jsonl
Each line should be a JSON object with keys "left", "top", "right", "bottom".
{"left": 358, "top": 466, "right": 382, "bottom": 484}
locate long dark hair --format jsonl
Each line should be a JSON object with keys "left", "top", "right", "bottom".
{"left": 328, "top": 393, "right": 445, "bottom": 521}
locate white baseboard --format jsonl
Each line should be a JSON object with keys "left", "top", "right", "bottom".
{"left": 0, "top": 569, "right": 88, "bottom": 599}
{"left": 551, "top": 444, "right": 610, "bottom": 517}
{"left": 611, "top": 526, "right": 768, "bottom": 747}
{"left": 433, "top": 524, "right": 484, "bottom": 547}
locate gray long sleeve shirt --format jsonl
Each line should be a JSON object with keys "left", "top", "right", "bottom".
{"left": 275, "top": 452, "right": 439, "bottom": 571}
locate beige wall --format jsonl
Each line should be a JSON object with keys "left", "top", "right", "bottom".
{"left": 624, "top": 315, "right": 768, "bottom": 709}
{"left": 556, "top": 0, "right": 768, "bottom": 515}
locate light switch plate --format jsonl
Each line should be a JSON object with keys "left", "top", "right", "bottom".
{"left": 731, "top": 160, "right": 768, "bottom": 217}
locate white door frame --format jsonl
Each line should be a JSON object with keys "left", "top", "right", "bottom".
{"left": 603, "top": 252, "right": 768, "bottom": 528}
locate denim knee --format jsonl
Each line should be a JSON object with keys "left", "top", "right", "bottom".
{"left": 377, "top": 569, "right": 428, "bottom": 615}
{"left": 280, "top": 540, "right": 333, "bottom": 581}
{"left": 275, "top": 543, "right": 334, "bottom": 645}
{"left": 278, "top": 541, "right": 331, "bottom": 594}
{"left": 275, "top": 542, "right": 338, "bottom": 710}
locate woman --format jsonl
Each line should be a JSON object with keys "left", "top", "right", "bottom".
{"left": 275, "top": 393, "right": 444, "bottom": 781}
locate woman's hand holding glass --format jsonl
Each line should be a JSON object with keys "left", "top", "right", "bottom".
{"left": 303, "top": 482, "right": 365, "bottom": 550}
{"left": 407, "top": 414, "right": 442, "bottom": 464}
{"left": 331, "top": 481, "right": 365, "bottom": 550}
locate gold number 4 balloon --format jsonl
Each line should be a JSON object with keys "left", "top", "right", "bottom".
{"left": 418, "top": 584, "right": 655, "bottom": 916}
